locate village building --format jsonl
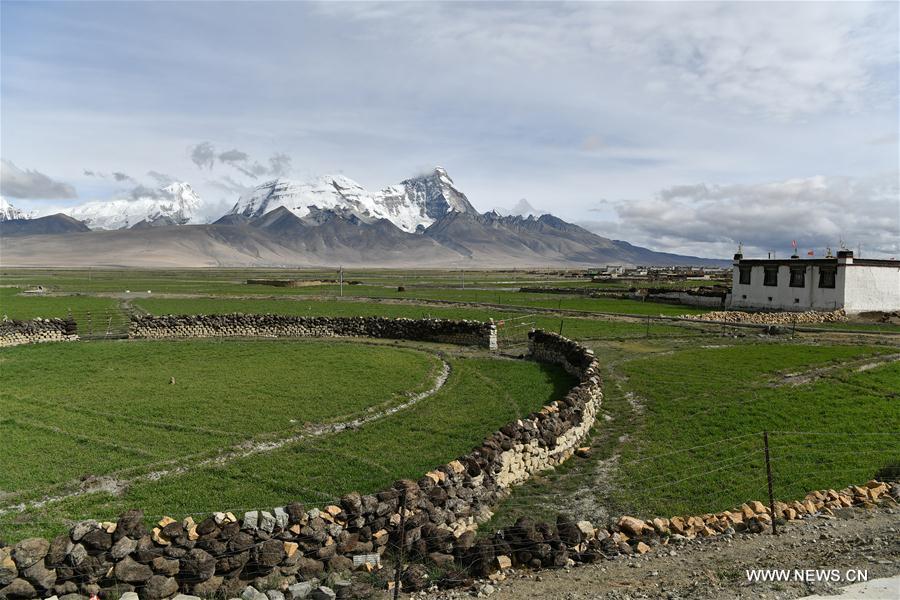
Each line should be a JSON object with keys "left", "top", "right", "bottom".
{"left": 730, "top": 250, "right": 900, "bottom": 313}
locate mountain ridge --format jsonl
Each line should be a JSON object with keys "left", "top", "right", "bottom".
{"left": 3, "top": 167, "right": 727, "bottom": 267}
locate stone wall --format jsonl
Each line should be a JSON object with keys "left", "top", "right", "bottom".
{"left": 0, "top": 330, "right": 602, "bottom": 599}
{"left": 130, "top": 314, "right": 498, "bottom": 351}
{"left": 0, "top": 318, "right": 78, "bottom": 348}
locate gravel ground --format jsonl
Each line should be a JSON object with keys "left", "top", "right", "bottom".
{"left": 411, "top": 505, "right": 899, "bottom": 600}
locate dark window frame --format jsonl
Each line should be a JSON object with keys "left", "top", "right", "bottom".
{"left": 818, "top": 267, "right": 836, "bottom": 289}
{"left": 738, "top": 266, "right": 752, "bottom": 285}
{"left": 763, "top": 266, "right": 779, "bottom": 287}
{"left": 789, "top": 267, "right": 806, "bottom": 288}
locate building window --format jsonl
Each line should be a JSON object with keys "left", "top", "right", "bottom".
{"left": 789, "top": 267, "right": 805, "bottom": 288}
{"left": 763, "top": 266, "right": 778, "bottom": 286}
{"left": 819, "top": 268, "right": 836, "bottom": 289}
{"left": 739, "top": 266, "right": 751, "bottom": 285}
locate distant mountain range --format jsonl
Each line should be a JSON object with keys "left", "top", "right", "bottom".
{"left": 0, "top": 167, "right": 725, "bottom": 267}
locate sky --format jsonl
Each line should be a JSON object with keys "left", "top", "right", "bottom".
{"left": 1, "top": 0, "right": 898, "bottom": 259}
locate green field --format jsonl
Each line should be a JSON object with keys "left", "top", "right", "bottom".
{"left": 487, "top": 340, "right": 900, "bottom": 528}
{"left": 0, "top": 338, "right": 573, "bottom": 540}
{"left": 3, "top": 268, "right": 899, "bottom": 546}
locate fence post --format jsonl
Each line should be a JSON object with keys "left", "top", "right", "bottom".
{"left": 764, "top": 430, "right": 777, "bottom": 534}
{"left": 392, "top": 487, "right": 407, "bottom": 600}
{"left": 558, "top": 319, "right": 564, "bottom": 335}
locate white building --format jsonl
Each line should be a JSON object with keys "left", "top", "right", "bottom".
{"left": 729, "top": 251, "right": 900, "bottom": 314}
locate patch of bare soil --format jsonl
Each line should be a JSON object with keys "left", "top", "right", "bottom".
{"left": 424, "top": 506, "right": 900, "bottom": 600}
{"left": 770, "top": 353, "right": 900, "bottom": 387}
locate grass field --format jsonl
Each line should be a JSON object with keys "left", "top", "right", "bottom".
{"left": 3, "top": 268, "right": 899, "bottom": 546}
{"left": 487, "top": 340, "right": 900, "bottom": 529}
{"left": 0, "top": 339, "right": 573, "bottom": 540}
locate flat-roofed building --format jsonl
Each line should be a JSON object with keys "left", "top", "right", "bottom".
{"left": 730, "top": 251, "right": 899, "bottom": 313}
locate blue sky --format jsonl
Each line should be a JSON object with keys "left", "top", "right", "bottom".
{"left": 1, "top": 1, "right": 898, "bottom": 257}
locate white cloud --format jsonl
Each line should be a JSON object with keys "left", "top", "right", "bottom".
{"left": 0, "top": 159, "right": 77, "bottom": 199}
{"left": 591, "top": 172, "right": 900, "bottom": 258}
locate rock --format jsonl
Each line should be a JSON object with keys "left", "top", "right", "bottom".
{"left": 151, "top": 556, "right": 180, "bottom": 576}
{"left": 273, "top": 507, "right": 290, "bottom": 530}
{"left": 70, "top": 521, "right": 99, "bottom": 542}
{"left": 22, "top": 560, "right": 56, "bottom": 592}
{"left": 243, "top": 511, "right": 260, "bottom": 532}
{"left": 265, "top": 592, "right": 285, "bottom": 600}
{"left": 190, "top": 574, "right": 223, "bottom": 596}
{"left": 115, "top": 510, "right": 147, "bottom": 540}
{"left": 401, "top": 564, "right": 429, "bottom": 592}
{"left": 120, "top": 593, "right": 140, "bottom": 600}
{"left": 556, "top": 515, "right": 583, "bottom": 546}
{"left": 495, "top": 555, "right": 512, "bottom": 570}
{"left": 427, "top": 553, "right": 456, "bottom": 569}
{"left": 111, "top": 536, "right": 138, "bottom": 560}
{"left": 80, "top": 528, "right": 112, "bottom": 552}
{"left": 66, "top": 544, "right": 87, "bottom": 567}
{"left": 283, "top": 542, "right": 298, "bottom": 558}
{"left": 259, "top": 512, "right": 276, "bottom": 534}
{"left": 253, "top": 539, "right": 284, "bottom": 569}
{"left": 635, "top": 541, "right": 651, "bottom": 555}
{"left": 287, "top": 581, "right": 313, "bottom": 599}
{"left": 12, "top": 539, "right": 49, "bottom": 569}
{"left": 327, "top": 556, "right": 353, "bottom": 573}
{"left": 241, "top": 586, "right": 267, "bottom": 600}
{"left": 617, "top": 516, "right": 647, "bottom": 538}
{"left": 0, "top": 551, "right": 17, "bottom": 587}
{"left": 46, "top": 536, "right": 70, "bottom": 568}
{"left": 144, "top": 575, "right": 178, "bottom": 600}
{"left": 172, "top": 595, "right": 201, "bottom": 600}
{"left": 310, "top": 587, "right": 336, "bottom": 600}
{"left": 0, "top": 579, "right": 36, "bottom": 599}
{"left": 114, "top": 556, "right": 154, "bottom": 584}
{"left": 179, "top": 548, "right": 216, "bottom": 582}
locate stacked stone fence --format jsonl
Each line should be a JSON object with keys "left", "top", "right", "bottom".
{"left": 0, "top": 318, "right": 78, "bottom": 348}
{"left": 0, "top": 327, "right": 602, "bottom": 599}
{"left": 129, "top": 315, "right": 498, "bottom": 351}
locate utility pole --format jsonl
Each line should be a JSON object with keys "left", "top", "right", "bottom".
{"left": 764, "top": 431, "right": 777, "bottom": 535}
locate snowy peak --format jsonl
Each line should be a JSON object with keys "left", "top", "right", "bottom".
{"left": 397, "top": 166, "right": 477, "bottom": 221}
{"left": 62, "top": 182, "right": 202, "bottom": 230}
{"left": 229, "top": 167, "right": 476, "bottom": 233}
{"left": 0, "top": 197, "right": 30, "bottom": 221}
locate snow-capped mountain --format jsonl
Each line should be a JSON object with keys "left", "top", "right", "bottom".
{"left": 61, "top": 182, "right": 202, "bottom": 230}
{"left": 492, "top": 198, "right": 544, "bottom": 217}
{"left": 0, "top": 197, "right": 31, "bottom": 221}
{"left": 229, "top": 167, "right": 476, "bottom": 233}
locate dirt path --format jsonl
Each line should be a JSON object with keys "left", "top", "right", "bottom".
{"left": 770, "top": 352, "right": 900, "bottom": 387}
{"left": 426, "top": 506, "right": 900, "bottom": 600}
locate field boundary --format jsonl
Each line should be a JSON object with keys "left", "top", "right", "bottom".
{"left": 0, "top": 323, "right": 603, "bottom": 600}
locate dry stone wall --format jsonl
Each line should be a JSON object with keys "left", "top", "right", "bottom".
{"left": 130, "top": 314, "right": 498, "bottom": 351}
{"left": 0, "top": 318, "right": 78, "bottom": 348}
{"left": 0, "top": 328, "right": 601, "bottom": 599}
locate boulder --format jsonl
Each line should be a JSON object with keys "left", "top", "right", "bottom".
{"left": 401, "top": 564, "right": 429, "bottom": 592}
{"left": 110, "top": 536, "right": 138, "bottom": 561}
{"left": 287, "top": 581, "right": 313, "bottom": 599}
{"left": 0, "top": 578, "right": 36, "bottom": 599}
{"left": 616, "top": 516, "right": 646, "bottom": 538}
{"left": 0, "top": 551, "right": 17, "bottom": 587}
{"left": 144, "top": 575, "right": 178, "bottom": 600}
{"left": 179, "top": 548, "right": 216, "bottom": 582}
{"left": 310, "top": 587, "right": 335, "bottom": 600}
{"left": 12, "top": 539, "right": 49, "bottom": 570}
{"left": 114, "top": 557, "right": 154, "bottom": 584}
{"left": 151, "top": 557, "right": 180, "bottom": 576}
{"left": 21, "top": 560, "right": 56, "bottom": 592}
